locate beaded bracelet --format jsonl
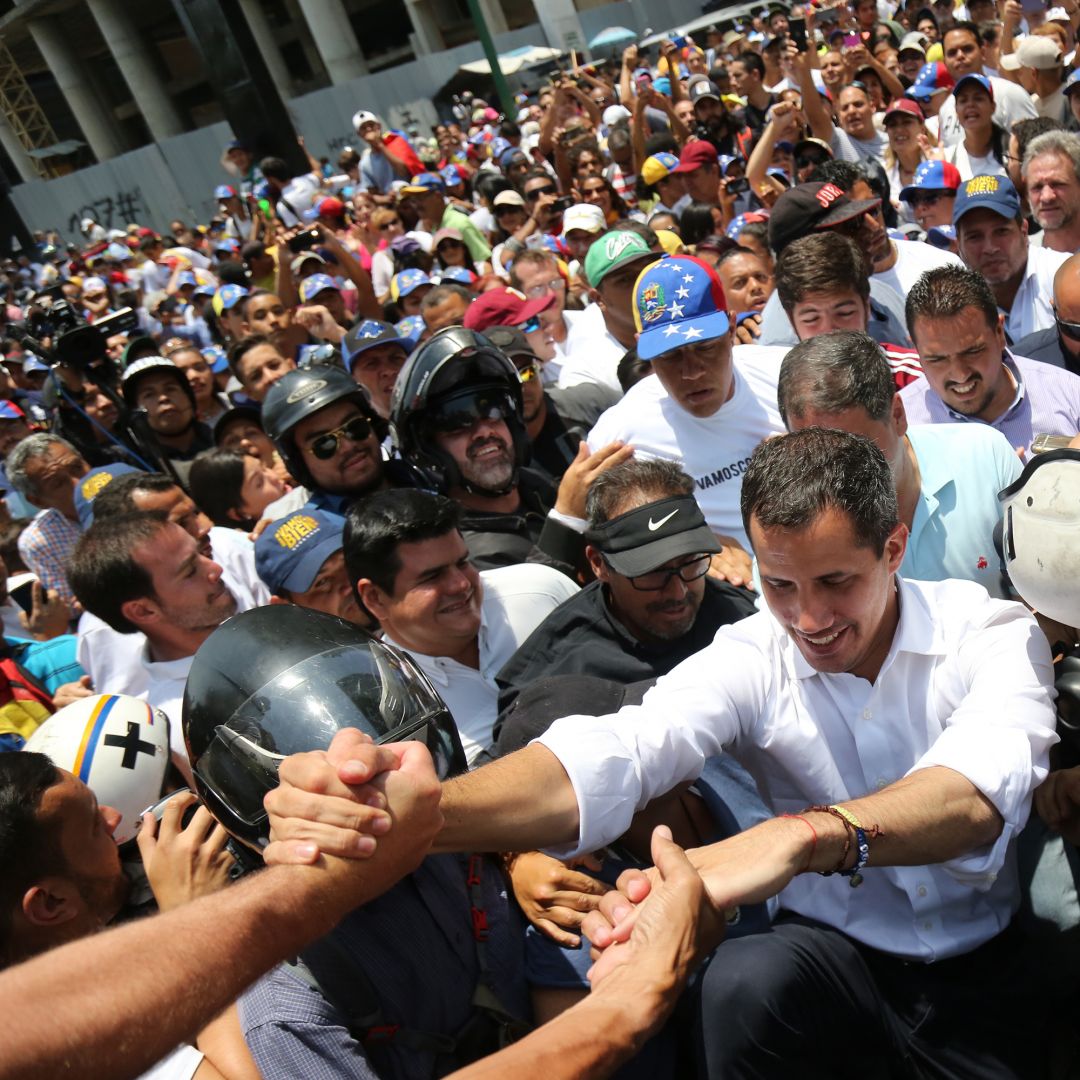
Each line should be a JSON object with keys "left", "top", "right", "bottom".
{"left": 805, "top": 804, "right": 884, "bottom": 889}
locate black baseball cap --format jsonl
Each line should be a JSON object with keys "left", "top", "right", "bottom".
{"left": 585, "top": 494, "right": 722, "bottom": 577}
{"left": 768, "top": 181, "right": 880, "bottom": 254}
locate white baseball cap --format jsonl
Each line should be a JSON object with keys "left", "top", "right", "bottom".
{"left": 561, "top": 203, "right": 606, "bottom": 237}
{"left": 352, "top": 109, "right": 379, "bottom": 131}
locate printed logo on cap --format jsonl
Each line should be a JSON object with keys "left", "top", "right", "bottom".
{"left": 639, "top": 281, "right": 667, "bottom": 323}
{"left": 603, "top": 232, "right": 640, "bottom": 260}
{"left": 965, "top": 175, "right": 1000, "bottom": 196}
{"left": 80, "top": 472, "right": 115, "bottom": 501}
{"left": 274, "top": 514, "right": 320, "bottom": 550}
{"left": 815, "top": 183, "right": 845, "bottom": 209}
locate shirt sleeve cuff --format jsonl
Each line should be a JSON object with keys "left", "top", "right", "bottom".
{"left": 546, "top": 508, "right": 587, "bottom": 533}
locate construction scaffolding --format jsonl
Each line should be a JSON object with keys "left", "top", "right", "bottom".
{"left": 0, "top": 35, "right": 61, "bottom": 179}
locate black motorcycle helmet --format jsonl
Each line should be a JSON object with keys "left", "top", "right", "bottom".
{"left": 261, "top": 366, "right": 387, "bottom": 489}
{"left": 183, "top": 604, "right": 467, "bottom": 851}
{"left": 389, "top": 325, "right": 528, "bottom": 496}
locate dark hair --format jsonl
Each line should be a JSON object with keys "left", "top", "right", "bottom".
{"left": 228, "top": 334, "right": 273, "bottom": 380}
{"left": 617, "top": 345, "right": 651, "bottom": 393}
{"left": 138, "top": 235, "right": 160, "bottom": 253}
{"left": 809, "top": 158, "right": 896, "bottom": 227}
{"left": 0, "top": 753, "right": 61, "bottom": 969}
{"left": 680, "top": 201, "right": 720, "bottom": 247}
{"left": 739, "top": 221, "right": 771, "bottom": 252}
{"left": 344, "top": 489, "right": 462, "bottom": 596}
{"left": 586, "top": 458, "right": 694, "bottom": 526}
{"left": 778, "top": 330, "right": 896, "bottom": 428}
{"left": 740, "top": 427, "right": 898, "bottom": 555}
{"left": 90, "top": 471, "right": 171, "bottom": 521}
{"left": 609, "top": 220, "right": 659, "bottom": 249}
{"left": 420, "top": 283, "right": 473, "bottom": 314}
{"left": 715, "top": 244, "right": 760, "bottom": 269}
{"left": 500, "top": 119, "right": 521, "bottom": 140}
{"left": 241, "top": 241, "right": 267, "bottom": 263}
{"left": 68, "top": 511, "right": 169, "bottom": 634}
{"left": 775, "top": 232, "right": 870, "bottom": 315}
{"left": 188, "top": 449, "right": 250, "bottom": 528}
{"left": 236, "top": 289, "right": 271, "bottom": 323}
{"left": 1013, "top": 117, "right": 1065, "bottom": 161}
{"left": 943, "top": 20, "right": 981, "bottom": 46}
{"left": 258, "top": 156, "right": 291, "bottom": 181}
{"left": 905, "top": 264, "right": 999, "bottom": 338}
{"left": 735, "top": 51, "right": 766, "bottom": 80}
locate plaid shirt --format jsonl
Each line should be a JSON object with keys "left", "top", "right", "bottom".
{"left": 17, "top": 509, "right": 82, "bottom": 613}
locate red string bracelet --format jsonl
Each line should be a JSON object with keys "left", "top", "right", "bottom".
{"left": 780, "top": 813, "right": 818, "bottom": 873}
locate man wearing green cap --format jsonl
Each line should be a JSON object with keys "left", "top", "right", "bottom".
{"left": 559, "top": 229, "right": 660, "bottom": 393}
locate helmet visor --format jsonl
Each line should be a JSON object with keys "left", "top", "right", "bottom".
{"left": 426, "top": 389, "right": 514, "bottom": 435}
{"left": 193, "top": 640, "right": 465, "bottom": 841}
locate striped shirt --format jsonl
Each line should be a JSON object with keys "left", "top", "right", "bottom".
{"left": 899, "top": 350, "right": 1080, "bottom": 459}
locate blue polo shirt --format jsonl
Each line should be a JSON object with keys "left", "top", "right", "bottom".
{"left": 900, "top": 350, "right": 1080, "bottom": 461}
{"left": 903, "top": 423, "right": 1021, "bottom": 599}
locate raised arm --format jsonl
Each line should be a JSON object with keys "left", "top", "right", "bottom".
{"left": 790, "top": 42, "right": 835, "bottom": 145}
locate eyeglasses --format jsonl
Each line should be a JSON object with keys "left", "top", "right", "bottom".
{"left": 306, "top": 416, "right": 373, "bottom": 459}
{"left": 1054, "top": 308, "right": 1080, "bottom": 340}
{"left": 378, "top": 219, "right": 401, "bottom": 231}
{"left": 428, "top": 391, "right": 512, "bottom": 435}
{"left": 620, "top": 553, "right": 712, "bottom": 591}
{"left": 515, "top": 360, "right": 541, "bottom": 383}
{"left": 525, "top": 186, "right": 557, "bottom": 201}
{"left": 523, "top": 277, "right": 566, "bottom": 300}
{"left": 438, "top": 239, "right": 464, "bottom": 249}
{"left": 517, "top": 316, "right": 540, "bottom": 334}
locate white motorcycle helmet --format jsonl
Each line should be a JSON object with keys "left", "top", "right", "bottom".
{"left": 25, "top": 694, "right": 171, "bottom": 844}
{"left": 999, "top": 448, "right": 1080, "bottom": 628}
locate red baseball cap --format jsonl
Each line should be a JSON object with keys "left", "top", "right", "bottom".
{"left": 883, "top": 98, "right": 925, "bottom": 124}
{"left": 462, "top": 287, "right": 556, "bottom": 332}
{"left": 673, "top": 140, "right": 720, "bottom": 174}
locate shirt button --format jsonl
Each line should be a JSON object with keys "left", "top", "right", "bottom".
{"left": 875, "top": 777, "right": 887, "bottom": 790}
{"left": 862, "top": 708, "right": 872, "bottom": 720}
{"left": 917, "top": 885, "right": 928, "bottom": 897}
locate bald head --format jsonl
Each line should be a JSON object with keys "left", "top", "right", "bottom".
{"left": 1054, "top": 253, "right": 1080, "bottom": 358}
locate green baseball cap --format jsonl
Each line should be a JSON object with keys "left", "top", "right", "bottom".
{"left": 584, "top": 230, "right": 658, "bottom": 288}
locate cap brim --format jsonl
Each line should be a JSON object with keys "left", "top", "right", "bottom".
{"left": 602, "top": 523, "right": 723, "bottom": 577}
{"left": 279, "top": 533, "right": 344, "bottom": 594}
{"left": 816, "top": 197, "right": 880, "bottom": 230}
{"left": 520, "top": 291, "right": 558, "bottom": 321}
{"left": 637, "top": 308, "right": 731, "bottom": 361}
{"left": 346, "top": 334, "right": 408, "bottom": 364}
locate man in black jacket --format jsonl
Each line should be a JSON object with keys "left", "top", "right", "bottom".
{"left": 495, "top": 458, "right": 757, "bottom": 720}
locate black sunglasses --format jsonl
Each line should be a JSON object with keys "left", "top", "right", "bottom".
{"left": 307, "top": 416, "right": 373, "bottom": 459}
{"left": 526, "top": 186, "right": 556, "bottom": 201}
{"left": 1055, "top": 309, "right": 1080, "bottom": 341}
{"left": 428, "top": 391, "right": 512, "bottom": 435}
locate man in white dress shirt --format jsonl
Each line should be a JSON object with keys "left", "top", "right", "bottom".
{"left": 271, "top": 427, "right": 1057, "bottom": 1077}
{"left": 343, "top": 487, "right": 577, "bottom": 765}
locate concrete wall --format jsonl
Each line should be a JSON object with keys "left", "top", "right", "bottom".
{"left": 7, "top": 0, "right": 707, "bottom": 244}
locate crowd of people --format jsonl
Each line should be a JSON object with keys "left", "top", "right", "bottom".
{"left": 4, "top": 0, "right": 1080, "bottom": 1076}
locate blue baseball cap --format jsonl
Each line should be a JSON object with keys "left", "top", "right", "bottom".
{"left": 926, "top": 224, "right": 957, "bottom": 248}
{"left": 74, "top": 464, "right": 142, "bottom": 529}
{"left": 725, "top": 211, "right": 769, "bottom": 240}
{"left": 394, "top": 314, "right": 426, "bottom": 347}
{"left": 192, "top": 284, "right": 216, "bottom": 299}
{"left": 436, "top": 266, "right": 476, "bottom": 285}
{"left": 632, "top": 255, "right": 732, "bottom": 362}
{"left": 22, "top": 354, "right": 49, "bottom": 375}
{"left": 390, "top": 269, "right": 432, "bottom": 302}
{"left": 299, "top": 273, "right": 341, "bottom": 303}
{"left": 176, "top": 270, "right": 198, "bottom": 288}
{"left": 104, "top": 242, "right": 132, "bottom": 261}
{"left": 214, "top": 238, "right": 240, "bottom": 254}
{"left": 640, "top": 152, "right": 681, "bottom": 186}
{"left": 401, "top": 172, "right": 445, "bottom": 195}
{"left": 0, "top": 400, "right": 24, "bottom": 421}
{"left": 1065, "top": 69, "right": 1080, "bottom": 95}
{"left": 953, "top": 73, "right": 994, "bottom": 101}
{"left": 907, "top": 61, "right": 955, "bottom": 101}
{"left": 212, "top": 284, "right": 249, "bottom": 315}
{"left": 490, "top": 136, "right": 511, "bottom": 160}
{"left": 440, "top": 164, "right": 465, "bottom": 186}
{"left": 899, "top": 159, "right": 962, "bottom": 202}
{"left": 214, "top": 184, "right": 238, "bottom": 200}
{"left": 718, "top": 155, "right": 743, "bottom": 177}
{"left": 254, "top": 509, "right": 346, "bottom": 595}
{"left": 202, "top": 345, "right": 229, "bottom": 374}
{"left": 952, "top": 174, "right": 1021, "bottom": 227}
{"left": 343, "top": 319, "right": 408, "bottom": 367}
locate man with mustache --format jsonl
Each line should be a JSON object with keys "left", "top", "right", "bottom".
{"left": 392, "top": 326, "right": 630, "bottom": 573}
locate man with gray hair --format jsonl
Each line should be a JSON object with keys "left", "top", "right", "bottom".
{"left": 778, "top": 329, "right": 1021, "bottom": 597}
{"left": 1023, "top": 129, "right": 1080, "bottom": 254}
{"left": 6, "top": 433, "right": 89, "bottom": 614}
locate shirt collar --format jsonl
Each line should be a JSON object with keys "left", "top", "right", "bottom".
{"left": 787, "top": 575, "right": 945, "bottom": 682}
{"left": 942, "top": 349, "right": 1025, "bottom": 425}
